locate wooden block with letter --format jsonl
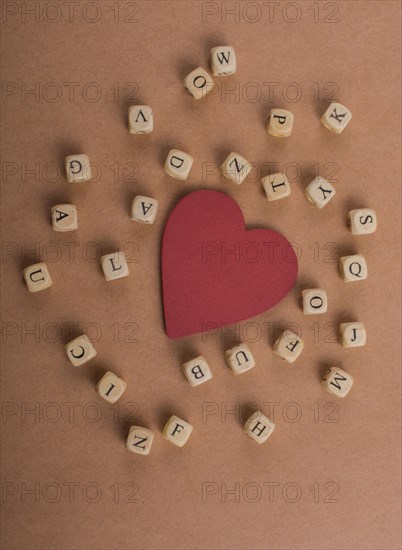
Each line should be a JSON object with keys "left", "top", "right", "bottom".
{"left": 96, "top": 371, "right": 127, "bottom": 403}
{"left": 322, "top": 367, "right": 354, "bottom": 397}
{"left": 131, "top": 196, "right": 158, "bottom": 224}
{"left": 23, "top": 262, "right": 52, "bottom": 292}
{"left": 65, "top": 334, "right": 97, "bottom": 367}
{"left": 163, "top": 415, "right": 193, "bottom": 447}
{"left": 126, "top": 426, "right": 154, "bottom": 455}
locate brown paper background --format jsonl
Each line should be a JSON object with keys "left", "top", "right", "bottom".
{"left": 1, "top": 1, "right": 401, "bottom": 549}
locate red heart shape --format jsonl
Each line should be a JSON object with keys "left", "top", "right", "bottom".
{"left": 162, "top": 190, "right": 298, "bottom": 339}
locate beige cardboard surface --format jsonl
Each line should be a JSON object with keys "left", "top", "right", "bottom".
{"left": 1, "top": 1, "right": 401, "bottom": 549}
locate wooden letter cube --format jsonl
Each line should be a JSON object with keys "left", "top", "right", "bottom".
{"left": 182, "top": 356, "right": 213, "bottom": 387}
{"left": 339, "top": 254, "right": 367, "bottom": 282}
{"left": 163, "top": 415, "right": 193, "bottom": 447}
{"left": 65, "top": 334, "right": 97, "bottom": 367}
{"left": 304, "top": 176, "right": 336, "bottom": 209}
{"left": 210, "top": 46, "right": 236, "bottom": 76}
{"left": 131, "top": 196, "right": 158, "bottom": 224}
{"left": 220, "top": 152, "right": 251, "bottom": 185}
{"left": 262, "top": 173, "right": 291, "bottom": 201}
{"left": 321, "top": 102, "right": 352, "bottom": 134}
{"left": 101, "top": 252, "right": 129, "bottom": 281}
{"left": 65, "top": 154, "right": 91, "bottom": 182}
{"left": 273, "top": 330, "right": 304, "bottom": 363}
{"left": 183, "top": 67, "right": 215, "bottom": 100}
{"left": 164, "top": 149, "right": 194, "bottom": 180}
{"left": 23, "top": 262, "right": 52, "bottom": 292}
{"left": 51, "top": 204, "right": 78, "bottom": 232}
{"left": 126, "top": 426, "right": 154, "bottom": 455}
{"left": 96, "top": 371, "right": 127, "bottom": 403}
{"left": 338, "top": 322, "right": 366, "bottom": 348}
{"left": 244, "top": 411, "right": 275, "bottom": 444}
{"left": 322, "top": 367, "right": 354, "bottom": 398}
{"left": 348, "top": 208, "right": 377, "bottom": 235}
{"left": 225, "top": 344, "right": 255, "bottom": 375}
{"left": 128, "top": 105, "right": 153, "bottom": 134}
{"left": 266, "top": 109, "right": 294, "bottom": 137}
{"left": 301, "top": 289, "right": 328, "bottom": 314}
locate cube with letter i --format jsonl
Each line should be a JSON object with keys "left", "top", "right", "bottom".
{"left": 96, "top": 371, "right": 127, "bottom": 403}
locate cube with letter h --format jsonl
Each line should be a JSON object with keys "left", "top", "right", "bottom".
{"left": 244, "top": 411, "right": 275, "bottom": 444}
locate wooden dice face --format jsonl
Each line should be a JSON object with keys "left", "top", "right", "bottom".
{"left": 302, "top": 289, "right": 328, "bottom": 314}
{"left": 322, "top": 367, "right": 354, "bottom": 397}
{"left": 183, "top": 67, "right": 215, "bottom": 100}
{"left": 220, "top": 152, "right": 251, "bottom": 185}
{"left": 273, "top": 330, "right": 304, "bottom": 363}
{"left": 128, "top": 105, "right": 153, "bottom": 134}
{"left": 51, "top": 204, "right": 78, "bottom": 232}
{"left": 96, "top": 371, "right": 127, "bottom": 403}
{"left": 244, "top": 411, "right": 275, "bottom": 444}
{"left": 267, "top": 109, "right": 294, "bottom": 137}
{"left": 210, "top": 46, "right": 236, "bottom": 76}
{"left": 339, "top": 254, "right": 367, "bottom": 282}
{"left": 163, "top": 415, "right": 193, "bottom": 447}
{"left": 131, "top": 196, "right": 159, "bottom": 224}
{"left": 339, "top": 322, "right": 367, "bottom": 348}
{"left": 182, "top": 356, "right": 213, "bottom": 387}
{"left": 225, "top": 344, "right": 255, "bottom": 375}
{"left": 65, "top": 335, "right": 97, "bottom": 367}
{"left": 101, "top": 252, "right": 129, "bottom": 281}
{"left": 348, "top": 209, "right": 377, "bottom": 235}
{"left": 164, "top": 149, "right": 194, "bottom": 180}
{"left": 65, "top": 154, "right": 91, "bottom": 182}
{"left": 304, "top": 177, "right": 336, "bottom": 209}
{"left": 321, "top": 102, "right": 352, "bottom": 134}
{"left": 23, "top": 262, "right": 52, "bottom": 292}
{"left": 126, "top": 426, "right": 154, "bottom": 455}
{"left": 262, "top": 173, "right": 291, "bottom": 201}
